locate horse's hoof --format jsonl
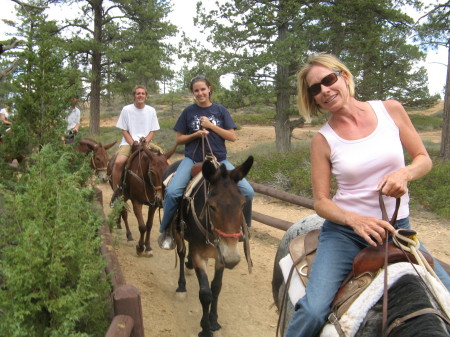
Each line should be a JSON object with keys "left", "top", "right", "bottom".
{"left": 144, "top": 249, "right": 153, "bottom": 257}
{"left": 116, "top": 224, "right": 122, "bottom": 229}
{"left": 136, "top": 245, "right": 145, "bottom": 256}
{"left": 210, "top": 321, "right": 221, "bottom": 331}
{"left": 198, "top": 331, "right": 213, "bottom": 337}
{"left": 127, "top": 233, "right": 133, "bottom": 241}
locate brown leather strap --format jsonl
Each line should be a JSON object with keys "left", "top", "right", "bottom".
{"left": 378, "top": 187, "right": 400, "bottom": 336}
{"left": 328, "top": 312, "right": 347, "bottom": 337}
{"left": 384, "top": 307, "right": 450, "bottom": 336}
{"left": 241, "top": 215, "right": 253, "bottom": 274}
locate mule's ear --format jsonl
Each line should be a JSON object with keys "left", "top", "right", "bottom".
{"left": 104, "top": 140, "right": 117, "bottom": 150}
{"left": 202, "top": 159, "right": 218, "bottom": 182}
{"left": 164, "top": 145, "right": 177, "bottom": 160}
{"left": 79, "top": 138, "right": 97, "bottom": 151}
{"left": 230, "top": 156, "right": 253, "bottom": 183}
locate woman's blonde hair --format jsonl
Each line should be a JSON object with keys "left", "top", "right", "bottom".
{"left": 297, "top": 53, "right": 355, "bottom": 119}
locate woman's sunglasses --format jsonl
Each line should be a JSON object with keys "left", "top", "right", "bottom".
{"left": 308, "top": 71, "right": 341, "bottom": 96}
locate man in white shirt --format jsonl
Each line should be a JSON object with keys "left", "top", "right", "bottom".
{"left": 0, "top": 103, "right": 12, "bottom": 125}
{"left": 62, "top": 95, "right": 81, "bottom": 144}
{"left": 110, "top": 85, "right": 160, "bottom": 205}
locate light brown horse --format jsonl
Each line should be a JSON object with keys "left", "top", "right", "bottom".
{"left": 171, "top": 156, "right": 253, "bottom": 337}
{"left": 76, "top": 138, "right": 116, "bottom": 182}
{"left": 108, "top": 144, "right": 176, "bottom": 256}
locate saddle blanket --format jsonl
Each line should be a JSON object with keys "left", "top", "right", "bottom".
{"left": 280, "top": 256, "right": 450, "bottom": 337}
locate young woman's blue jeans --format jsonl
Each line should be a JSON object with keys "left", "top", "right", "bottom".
{"left": 285, "top": 218, "right": 450, "bottom": 337}
{"left": 159, "top": 157, "right": 254, "bottom": 233}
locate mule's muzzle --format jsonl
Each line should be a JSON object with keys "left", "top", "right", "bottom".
{"left": 217, "top": 240, "right": 241, "bottom": 269}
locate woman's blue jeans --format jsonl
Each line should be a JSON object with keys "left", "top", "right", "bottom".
{"left": 159, "top": 157, "right": 254, "bottom": 233}
{"left": 285, "top": 218, "right": 450, "bottom": 337}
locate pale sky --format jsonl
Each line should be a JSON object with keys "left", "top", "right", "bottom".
{"left": 0, "top": 0, "right": 447, "bottom": 97}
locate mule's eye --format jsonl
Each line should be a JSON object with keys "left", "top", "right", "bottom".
{"left": 209, "top": 205, "right": 216, "bottom": 213}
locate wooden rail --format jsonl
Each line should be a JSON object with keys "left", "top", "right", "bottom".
{"left": 250, "top": 182, "right": 314, "bottom": 231}
{"left": 94, "top": 188, "right": 145, "bottom": 337}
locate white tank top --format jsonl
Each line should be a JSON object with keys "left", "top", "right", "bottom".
{"left": 318, "top": 100, "right": 409, "bottom": 221}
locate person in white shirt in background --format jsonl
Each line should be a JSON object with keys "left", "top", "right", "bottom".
{"left": 110, "top": 85, "right": 160, "bottom": 205}
{"left": 1, "top": 103, "right": 12, "bottom": 130}
{"left": 62, "top": 95, "right": 81, "bottom": 144}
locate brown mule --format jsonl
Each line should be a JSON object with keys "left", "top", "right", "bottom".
{"left": 172, "top": 156, "right": 253, "bottom": 337}
{"left": 75, "top": 138, "right": 116, "bottom": 182}
{"left": 108, "top": 144, "right": 176, "bottom": 256}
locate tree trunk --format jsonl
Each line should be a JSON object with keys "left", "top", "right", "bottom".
{"left": 89, "top": 0, "right": 103, "bottom": 135}
{"left": 275, "top": 64, "right": 292, "bottom": 153}
{"left": 440, "top": 43, "right": 450, "bottom": 161}
{"left": 274, "top": 3, "right": 292, "bottom": 153}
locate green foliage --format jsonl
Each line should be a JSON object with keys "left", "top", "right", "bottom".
{"left": 409, "top": 156, "right": 450, "bottom": 218}
{"left": 0, "top": 145, "right": 111, "bottom": 336}
{"left": 215, "top": 79, "right": 276, "bottom": 109}
{"left": 246, "top": 144, "right": 315, "bottom": 198}
{"left": 4, "top": 8, "right": 82, "bottom": 159}
{"left": 232, "top": 107, "right": 275, "bottom": 126}
{"left": 408, "top": 113, "right": 442, "bottom": 131}
{"left": 103, "top": 0, "right": 178, "bottom": 95}
{"left": 416, "top": 1, "right": 449, "bottom": 50}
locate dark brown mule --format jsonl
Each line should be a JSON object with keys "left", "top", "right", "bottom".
{"left": 172, "top": 156, "right": 253, "bottom": 337}
{"left": 76, "top": 138, "right": 116, "bottom": 182}
{"left": 108, "top": 144, "right": 176, "bottom": 256}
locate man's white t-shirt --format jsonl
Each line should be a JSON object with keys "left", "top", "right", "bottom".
{"left": 65, "top": 107, "right": 81, "bottom": 130}
{"left": 116, "top": 104, "right": 160, "bottom": 146}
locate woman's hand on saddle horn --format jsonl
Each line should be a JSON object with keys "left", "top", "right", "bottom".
{"left": 347, "top": 213, "right": 396, "bottom": 247}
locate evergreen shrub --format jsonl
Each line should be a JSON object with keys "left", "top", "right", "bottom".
{"left": 0, "top": 144, "right": 111, "bottom": 336}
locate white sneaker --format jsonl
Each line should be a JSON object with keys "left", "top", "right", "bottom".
{"left": 158, "top": 231, "right": 175, "bottom": 250}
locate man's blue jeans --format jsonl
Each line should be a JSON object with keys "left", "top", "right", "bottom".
{"left": 285, "top": 218, "right": 450, "bottom": 337}
{"left": 159, "top": 157, "right": 254, "bottom": 233}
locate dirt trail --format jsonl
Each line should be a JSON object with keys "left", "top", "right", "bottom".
{"left": 99, "top": 124, "right": 448, "bottom": 337}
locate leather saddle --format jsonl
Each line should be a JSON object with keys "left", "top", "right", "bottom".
{"left": 288, "top": 228, "right": 435, "bottom": 320}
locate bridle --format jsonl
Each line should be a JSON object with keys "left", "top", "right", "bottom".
{"left": 90, "top": 154, "right": 107, "bottom": 176}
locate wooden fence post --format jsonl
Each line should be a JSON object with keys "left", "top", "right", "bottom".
{"left": 113, "top": 284, "right": 145, "bottom": 337}
{"left": 105, "top": 315, "right": 134, "bottom": 337}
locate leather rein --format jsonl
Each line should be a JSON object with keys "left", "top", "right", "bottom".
{"left": 125, "top": 145, "right": 162, "bottom": 207}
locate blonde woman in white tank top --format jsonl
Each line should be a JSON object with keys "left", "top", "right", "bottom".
{"left": 285, "top": 53, "right": 450, "bottom": 337}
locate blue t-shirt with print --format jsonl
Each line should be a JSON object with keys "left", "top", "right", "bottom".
{"left": 174, "top": 103, "right": 236, "bottom": 162}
